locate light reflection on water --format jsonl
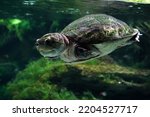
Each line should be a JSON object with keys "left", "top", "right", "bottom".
{"left": 0, "top": 0, "right": 150, "bottom": 19}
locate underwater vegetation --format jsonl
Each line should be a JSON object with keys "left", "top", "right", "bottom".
{"left": 4, "top": 58, "right": 150, "bottom": 100}
{"left": 0, "top": 18, "right": 31, "bottom": 47}
{"left": 0, "top": 18, "right": 33, "bottom": 91}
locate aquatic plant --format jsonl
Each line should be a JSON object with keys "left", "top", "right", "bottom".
{"left": 5, "top": 58, "right": 77, "bottom": 99}
{"left": 5, "top": 57, "right": 150, "bottom": 100}
{"left": 8, "top": 19, "right": 31, "bottom": 41}
{"left": 0, "top": 18, "right": 31, "bottom": 47}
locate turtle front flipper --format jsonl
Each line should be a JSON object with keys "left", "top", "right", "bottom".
{"left": 60, "top": 44, "right": 100, "bottom": 63}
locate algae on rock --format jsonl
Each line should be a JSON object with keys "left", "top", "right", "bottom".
{"left": 5, "top": 58, "right": 150, "bottom": 100}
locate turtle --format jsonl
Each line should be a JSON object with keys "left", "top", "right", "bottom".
{"left": 35, "top": 14, "right": 142, "bottom": 63}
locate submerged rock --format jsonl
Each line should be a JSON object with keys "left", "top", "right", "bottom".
{"left": 5, "top": 58, "right": 150, "bottom": 100}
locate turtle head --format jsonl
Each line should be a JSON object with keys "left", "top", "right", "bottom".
{"left": 35, "top": 33, "right": 69, "bottom": 58}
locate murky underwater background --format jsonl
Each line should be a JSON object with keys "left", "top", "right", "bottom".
{"left": 0, "top": 0, "right": 150, "bottom": 100}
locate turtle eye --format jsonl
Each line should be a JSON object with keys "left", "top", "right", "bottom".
{"left": 45, "top": 39, "right": 52, "bottom": 45}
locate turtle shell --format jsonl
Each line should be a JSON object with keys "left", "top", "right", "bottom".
{"left": 61, "top": 14, "right": 135, "bottom": 44}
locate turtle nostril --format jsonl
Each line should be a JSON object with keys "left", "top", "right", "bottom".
{"left": 35, "top": 41, "right": 39, "bottom": 46}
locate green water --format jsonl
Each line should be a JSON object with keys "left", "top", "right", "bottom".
{"left": 0, "top": 0, "right": 150, "bottom": 100}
